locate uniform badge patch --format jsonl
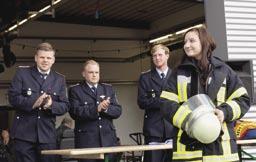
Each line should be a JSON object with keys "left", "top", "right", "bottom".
{"left": 27, "top": 88, "right": 32, "bottom": 96}
{"left": 100, "top": 95, "right": 106, "bottom": 100}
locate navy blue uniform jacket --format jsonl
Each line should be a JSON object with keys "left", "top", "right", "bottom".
{"left": 69, "top": 82, "right": 122, "bottom": 148}
{"left": 8, "top": 66, "right": 69, "bottom": 143}
{"left": 138, "top": 68, "right": 176, "bottom": 138}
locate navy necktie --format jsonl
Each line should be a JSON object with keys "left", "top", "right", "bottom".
{"left": 40, "top": 73, "right": 47, "bottom": 80}
{"left": 160, "top": 73, "right": 165, "bottom": 79}
{"left": 91, "top": 86, "right": 97, "bottom": 95}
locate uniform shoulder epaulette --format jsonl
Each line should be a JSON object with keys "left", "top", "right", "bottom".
{"left": 69, "top": 83, "right": 80, "bottom": 88}
{"left": 18, "top": 65, "right": 30, "bottom": 68}
{"left": 101, "top": 83, "right": 112, "bottom": 86}
{"left": 55, "top": 71, "right": 65, "bottom": 77}
{"left": 141, "top": 69, "right": 151, "bottom": 74}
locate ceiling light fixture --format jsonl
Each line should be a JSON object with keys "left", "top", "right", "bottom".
{"left": 149, "top": 23, "right": 204, "bottom": 44}
{"left": 1, "top": 0, "right": 67, "bottom": 35}
{"left": 149, "top": 34, "right": 173, "bottom": 44}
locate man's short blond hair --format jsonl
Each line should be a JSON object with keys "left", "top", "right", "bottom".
{"left": 150, "top": 44, "right": 170, "bottom": 55}
{"left": 36, "top": 42, "right": 55, "bottom": 55}
{"left": 83, "top": 60, "right": 99, "bottom": 69}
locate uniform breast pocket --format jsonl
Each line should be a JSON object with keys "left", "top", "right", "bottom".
{"left": 51, "top": 93, "right": 59, "bottom": 101}
{"left": 22, "top": 88, "right": 35, "bottom": 97}
{"left": 82, "top": 101, "right": 94, "bottom": 108}
{"left": 146, "top": 90, "right": 159, "bottom": 98}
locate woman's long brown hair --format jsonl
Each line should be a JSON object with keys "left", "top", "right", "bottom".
{"left": 183, "top": 26, "right": 216, "bottom": 71}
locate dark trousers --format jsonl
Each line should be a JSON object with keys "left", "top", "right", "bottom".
{"left": 78, "top": 159, "right": 102, "bottom": 162}
{"left": 144, "top": 136, "right": 172, "bottom": 162}
{"left": 78, "top": 153, "right": 117, "bottom": 162}
{"left": 14, "top": 139, "right": 57, "bottom": 162}
{"left": 0, "top": 139, "right": 8, "bottom": 162}
{"left": 78, "top": 154, "right": 119, "bottom": 162}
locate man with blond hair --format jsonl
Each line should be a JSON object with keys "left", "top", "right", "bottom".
{"left": 138, "top": 44, "right": 175, "bottom": 162}
{"left": 9, "top": 42, "right": 69, "bottom": 162}
{"left": 69, "top": 60, "right": 122, "bottom": 162}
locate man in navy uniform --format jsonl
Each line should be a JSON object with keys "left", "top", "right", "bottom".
{"left": 137, "top": 44, "right": 175, "bottom": 162}
{"left": 8, "top": 42, "right": 69, "bottom": 162}
{"left": 69, "top": 60, "right": 122, "bottom": 162}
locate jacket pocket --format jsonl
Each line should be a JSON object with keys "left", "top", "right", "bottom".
{"left": 22, "top": 88, "right": 35, "bottom": 97}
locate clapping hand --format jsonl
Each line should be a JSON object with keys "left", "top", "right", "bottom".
{"left": 32, "top": 93, "right": 52, "bottom": 109}
{"left": 97, "top": 97, "right": 110, "bottom": 112}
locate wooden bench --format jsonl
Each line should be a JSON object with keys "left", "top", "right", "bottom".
{"left": 42, "top": 143, "right": 172, "bottom": 162}
{"left": 42, "top": 135, "right": 256, "bottom": 161}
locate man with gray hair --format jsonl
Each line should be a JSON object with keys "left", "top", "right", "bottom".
{"left": 69, "top": 60, "right": 122, "bottom": 162}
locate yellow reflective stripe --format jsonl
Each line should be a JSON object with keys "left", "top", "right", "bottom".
{"left": 176, "top": 138, "right": 186, "bottom": 153}
{"left": 177, "top": 129, "right": 183, "bottom": 137}
{"left": 216, "top": 78, "right": 226, "bottom": 106}
{"left": 227, "top": 87, "right": 248, "bottom": 101}
{"left": 178, "top": 82, "right": 188, "bottom": 102}
{"left": 160, "top": 91, "right": 179, "bottom": 103}
{"left": 175, "top": 129, "right": 184, "bottom": 152}
{"left": 226, "top": 100, "right": 241, "bottom": 121}
{"left": 177, "top": 83, "right": 182, "bottom": 102}
{"left": 173, "top": 105, "right": 191, "bottom": 128}
{"left": 221, "top": 123, "right": 231, "bottom": 154}
{"left": 203, "top": 153, "right": 239, "bottom": 162}
{"left": 177, "top": 75, "right": 189, "bottom": 102}
{"left": 180, "top": 142, "right": 186, "bottom": 152}
{"left": 173, "top": 150, "right": 202, "bottom": 160}
{"left": 182, "top": 82, "right": 188, "bottom": 102}
{"left": 177, "top": 130, "right": 186, "bottom": 152}
{"left": 217, "top": 87, "right": 226, "bottom": 106}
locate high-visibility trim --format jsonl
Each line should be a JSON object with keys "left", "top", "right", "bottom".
{"left": 173, "top": 150, "right": 202, "bottom": 160}
{"left": 217, "top": 87, "right": 226, "bottom": 106}
{"left": 216, "top": 78, "right": 226, "bottom": 106}
{"left": 160, "top": 91, "right": 179, "bottom": 103}
{"left": 221, "top": 123, "right": 231, "bottom": 154}
{"left": 203, "top": 153, "right": 239, "bottom": 162}
{"left": 177, "top": 129, "right": 183, "bottom": 137}
{"left": 180, "top": 141, "right": 186, "bottom": 152}
{"left": 177, "top": 82, "right": 188, "bottom": 102}
{"left": 177, "top": 130, "right": 186, "bottom": 152}
{"left": 176, "top": 138, "right": 186, "bottom": 153}
{"left": 176, "top": 131, "right": 181, "bottom": 152}
{"left": 177, "top": 75, "right": 189, "bottom": 102}
{"left": 223, "top": 78, "right": 226, "bottom": 84}
{"left": 173, "top": 104, "right": 191, "bottom": 128}
{"left": 227, "top": 87, "right": 248, "bottom": 101}
{"left": 226, "top": 100, "right": 241, "bottom": 121}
